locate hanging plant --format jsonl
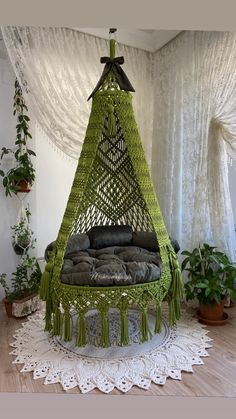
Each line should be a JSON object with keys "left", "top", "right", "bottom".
{"left": 0, "top": 78, "right": 36, "bottom": 197}
{"left": 11, "top": 206, "right": 35, "bottom": 255}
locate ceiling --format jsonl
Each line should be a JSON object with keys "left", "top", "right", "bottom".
{"left": 74, "top": 28, "right": 182, "bottom": 52}
{"left": 0, "top": 28, "right": 182, "bottom": 59}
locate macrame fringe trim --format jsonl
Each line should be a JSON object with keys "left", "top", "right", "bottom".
{"left": 53, "top": 307, "right": 62, "bottom": 336}
{"left": 77, "top": 312, "right": 86, "bottom": 347}
{"left": 64, "top": 311, "right": 72, "bottom": 342}
{"left": 39, "top": 270, "right": 50, "bottom": 301}
{"left": 167, "top": 246, "right": 184, "bottom": 327}
{"left": 100, "top": 310, "right": 110, "bottom": 348}
{"left": 45, "top": 299, "right": 52, "bottom": 332}
{"left": 141, "top": 308, "right": 152, "bottom": 342}
{"left": 155, "top": 303, "right": 162, "bottom": 333}
{"left": 120, "top": 310, "right": 129, "bottom": 346}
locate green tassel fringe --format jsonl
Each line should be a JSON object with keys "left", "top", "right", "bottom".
{"left": 76, "top": 312, "right": 86, "bottom": 347}
{"left": 155, "top": 303, "right": 162, "bottom": 333}
{"left": 168, "top": 298, "right": 175, "bottom": 327}
{"left": 39, "top": 270, "right": 50, "bottom": 301}
{"left": 64, "top": 311, "right": 72, "bottom": 342}
{"left": 120, "top": 310, "right": 129, "bottom": 346}
{"left": 107, "top": 104, "right": 116, "bottom": 137}
{"left": 168, "top": 248, "right": 184, "bottom": 327}
{"left": 45, "top": 299, "right": 52, "bottom": 332}
{"left": 141, "top": 308, "right": 152, "bottom": 342}
{"left": 53, "top": 307, "right": 62, "bottom": 336}
{"left": 100, "top": 310, "right": 110, "bottom": 347}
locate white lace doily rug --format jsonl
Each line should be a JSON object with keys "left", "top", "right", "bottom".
{"left": 9, "top": 306, "right": 212, "bottom": 394}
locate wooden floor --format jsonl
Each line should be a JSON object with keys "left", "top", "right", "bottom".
{"left": 0, "top": 302, "right": 236, "bottom": 397}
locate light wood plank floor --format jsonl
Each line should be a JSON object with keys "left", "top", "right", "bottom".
{"left": 0, "top": 302, "right": 236, "bottom": 397}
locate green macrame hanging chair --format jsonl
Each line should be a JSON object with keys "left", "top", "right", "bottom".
{"left": 40, "top": 32, "right": 184, "bottom": 347}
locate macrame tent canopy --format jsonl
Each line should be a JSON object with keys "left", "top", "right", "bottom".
{"left": 40, "top": 33, "right": 183, "bottom": 347}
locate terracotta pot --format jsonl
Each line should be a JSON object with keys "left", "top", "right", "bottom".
{"left": 2, "top": 298, "right": 13, "bottom": 317}
{"left": 199, "top": 300, "right": 224, "bottom": 321}
{"left": 16, "top": 179, "right": 31, "bottom": 193}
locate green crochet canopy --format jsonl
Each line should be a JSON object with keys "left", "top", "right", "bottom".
{"left": 40, "top": 37, "right": 184, "bottom": 347}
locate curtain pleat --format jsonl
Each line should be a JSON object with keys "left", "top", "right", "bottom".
{"left": 152, "top": 31, "right": 236, "bottom": 259}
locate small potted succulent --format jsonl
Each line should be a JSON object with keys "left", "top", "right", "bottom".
{"left": 0, "top": 78, "right": 35, "bottom": 197}
{"left": 181, "top": 243, "right": 236, "bottom": 325}
{"left": 0, "top": 254, "right": 41, "bottom": 318}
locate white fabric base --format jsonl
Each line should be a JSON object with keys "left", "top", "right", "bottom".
{"left": 9, "top": 306, "right": 212, "bottom": 393}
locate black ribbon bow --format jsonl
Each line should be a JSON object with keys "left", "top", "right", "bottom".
{"left": 88, "top": 56, "right": 135, "bottom": 100}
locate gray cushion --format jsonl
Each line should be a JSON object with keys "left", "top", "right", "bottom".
{"left": 45, "top": 233, "right": 90, "bottom": 261}
{"left": 61, "top": 271, "right": 91, "bottom": 285}
{"left": 87, "top": 225, "right": 133, "bottom": 249}
{"left": 132, "top": 231, "right": 159, "bottom": 252}
{"left": 132, "top": 231, "right": 180, "bottom": 254}
{"left": 65, "top": 233, "right": 90, "bottom": 257}
{"left": 61, "top": 244, "right": 162, "bottom": 286}
{"left": 126, "top": 262, "right": 161, "bottom": 283}
{"left": 62, "top": 259, "right": 74, "bottom": 273}
{"left": 92, "top": 264, "right": 128, "bottom": 286}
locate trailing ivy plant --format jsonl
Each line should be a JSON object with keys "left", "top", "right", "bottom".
{"left": 0, "top": 78, "right": 36, "bottom": 197}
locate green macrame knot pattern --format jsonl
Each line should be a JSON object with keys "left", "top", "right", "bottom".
{"left": 40, "top": 39, "right": 184, "bottom": 347}
{"left": 107, "top": 103, "right": 116, "bottom": 137}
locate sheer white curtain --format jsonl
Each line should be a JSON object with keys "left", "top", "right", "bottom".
{"left": 152, "top": 31, "right": 236, "bottom": 259}
{"left": 1, "top": 26, "right": 154, "bottom": 164}
{"left": 2, "top": 27, "right": 236, "bottom": 259}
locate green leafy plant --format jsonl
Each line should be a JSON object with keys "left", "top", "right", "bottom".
{"left": 0, "top": 255, "right": 41, "bottom": 304}
{"left": 182, "top": 243, "right": 236, "bottom": 306}
{"left": 0, "top": 78, "right": 35, "bottom": 197}
{"left": 0, "top": 216, "right": 40, "bottom": 304}
{"left": 11, "top": 207, "right": 35, "bottom": 254}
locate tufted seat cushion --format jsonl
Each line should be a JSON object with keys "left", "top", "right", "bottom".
{"left": 61, "top": 246, "right": 162, "bottom": 286}
{"left": 44, "top": 226, "right": 180, "bottom": 287}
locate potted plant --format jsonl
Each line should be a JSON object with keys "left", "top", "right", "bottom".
{"left": 0, "top": 78, "right": 35, "bottom": 197}
{"left": 181, "top": 243, "right": 236, "bottom": 325}
{"left": 0, "top": 255, "right": 41, "bottom": 318}
{"left": 11, "top": 207, "right": 35, "bottom": 255}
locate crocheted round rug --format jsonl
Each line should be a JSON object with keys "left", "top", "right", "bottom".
{"left": 9, "top": 305, "right": 212, "bottom": 393}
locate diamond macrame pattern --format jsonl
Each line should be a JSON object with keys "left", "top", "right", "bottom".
{"left": 73, "top": 115, "right": 153, "bottom": 235}
{"left": 39, "top": 61, "right": 184, "bottom": 347}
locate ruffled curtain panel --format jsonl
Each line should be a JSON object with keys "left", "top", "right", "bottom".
{"left": 152, "top": 31, "right": 236, "bottom": 259}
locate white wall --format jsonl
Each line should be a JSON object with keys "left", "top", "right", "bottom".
{"left": 0, "top": 58, "right": 37, "bottom": 300}
{"left": 0, "top": 58, "right": 22, "bottom": 299}
{"left": 35, "top": 127, "right": 77, "bottom": 257}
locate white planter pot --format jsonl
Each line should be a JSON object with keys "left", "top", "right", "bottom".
{"left": 12, "top": 294, "right": 40, "bottom": 318}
